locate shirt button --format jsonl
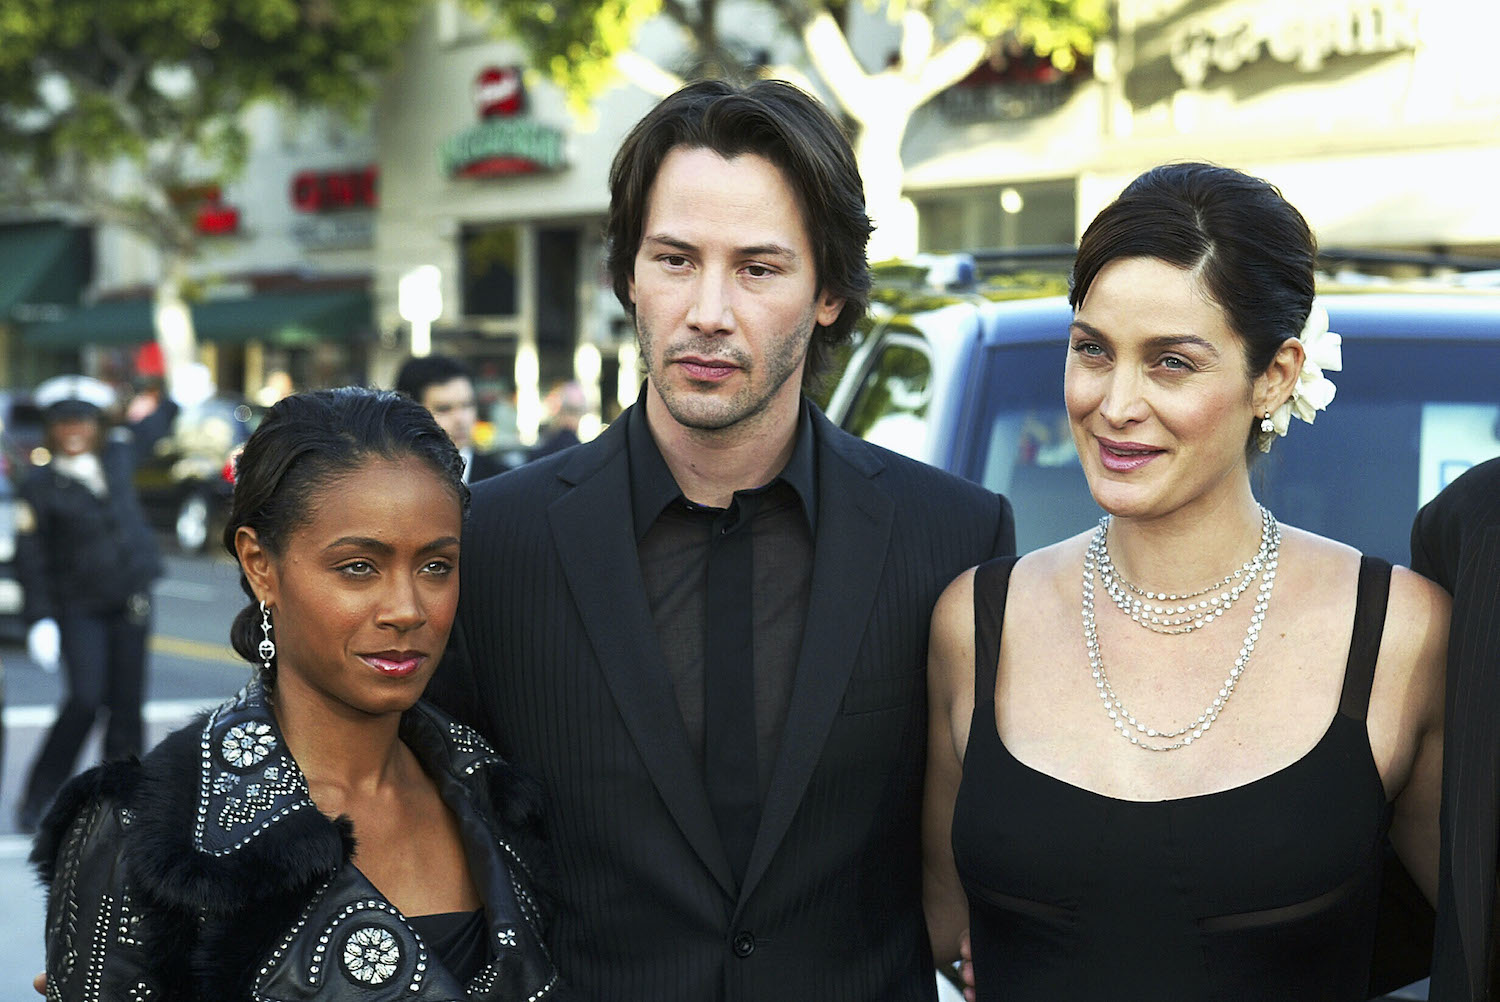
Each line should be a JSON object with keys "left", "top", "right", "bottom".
{"left": 731, "top": 931, "right": 756, "bottom": 958}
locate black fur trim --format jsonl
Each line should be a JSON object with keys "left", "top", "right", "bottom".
{"left": 30, "top": 758, "right": 141, "bottom": 883}
{"left": 124, "top": 722, "right": 349, "bottom": 915}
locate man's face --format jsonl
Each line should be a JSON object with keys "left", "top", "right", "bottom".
{"left": 420, "top": 376, "right": 477, "bottom": 450}
{"left": 628, "top": 146, "right": 844, "bottom": 440}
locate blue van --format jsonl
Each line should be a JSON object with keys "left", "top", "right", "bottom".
{"left": 823, "top": 290, "right": 1500, "bottom": 563}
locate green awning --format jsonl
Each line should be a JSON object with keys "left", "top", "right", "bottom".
{"left": 24, "top": 288, "right": 371, "bottom": 349}
{"left": 0, "top": 222, "right": 91, "bottom": 321}
{"left": 195, "top": 290, "right": 371, "bottom": 346}
{"left": 22, "top": 297, "right": 153, "bottom": 347}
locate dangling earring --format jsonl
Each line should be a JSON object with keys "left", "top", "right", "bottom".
{"left": 258, "top": 600, "right": 276, "bottom": 673}
{"left": 1259, "top": 411, "right": 1274, "bottom": 433}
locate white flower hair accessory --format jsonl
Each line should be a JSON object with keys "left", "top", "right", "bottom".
{"left": 1257, "top": 303, "right": 1342, "bottom": 452}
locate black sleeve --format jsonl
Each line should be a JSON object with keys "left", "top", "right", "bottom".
{"left": 36, "top": 790, "right": 166, "bottom": 1000}
{"left": 15, "top": 475, "right": 56, "bottom": 623}
{"left": 1409, "top": 500, "right": 1455, "bottom": 592}
{"left": 990, "top": 491, "right": 1018, "bottom": 560}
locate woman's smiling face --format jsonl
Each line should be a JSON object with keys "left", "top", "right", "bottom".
{"left": 1065, "top": 256, "right": 1267, "bottom": 523}
{"left": 248, "top": 453, "right": 462, "bottom": 719}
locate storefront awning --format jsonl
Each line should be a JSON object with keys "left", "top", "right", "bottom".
{"left": 24, "top": 288, "right": 371, "bottom": 349}
{"left": 0, "top": 222, "right": 91, "bottom": 321}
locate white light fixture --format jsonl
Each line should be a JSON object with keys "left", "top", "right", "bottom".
{"left": 397, "top": 265, "right": 443, "bottom": 357}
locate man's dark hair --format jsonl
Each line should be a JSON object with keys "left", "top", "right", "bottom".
{"left": 606, "top": 79, "right": 874, "bottom": 392}
{"left": 394, "top": 354, "right": 476, "bottom": 403}
{"left": 222, "top": 387, "right": 468, "bottom": 685}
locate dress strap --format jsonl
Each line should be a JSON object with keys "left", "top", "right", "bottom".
{"left": 971, "top": 557, "right": 1019, "bottom": 707}
{"left": 1337, "top": 556, "right": 1393, "bottom": 722}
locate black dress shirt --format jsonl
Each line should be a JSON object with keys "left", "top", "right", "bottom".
{"left": 628, "top": 398, "right": 817, "bottom": 803}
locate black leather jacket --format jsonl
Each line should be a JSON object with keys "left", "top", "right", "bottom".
{"left": 32, "top": 682, "right": 563, "bottom": 1001}
{"left": 16, "top": 437, "right": 161, "bottom": 620}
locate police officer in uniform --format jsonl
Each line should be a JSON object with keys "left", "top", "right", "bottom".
{"left": 15, "top": 375, "right": 161, "bottom": 832}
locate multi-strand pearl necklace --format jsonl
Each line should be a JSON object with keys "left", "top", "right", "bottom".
{"left": 1095, "top": 504, "right": 1275, "bottom": 635}
{"left": 1081, "top": 509, "right": 1281, "bottom": 752}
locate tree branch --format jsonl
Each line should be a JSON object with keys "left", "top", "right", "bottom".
{"left": 614, "top": 49, "right": 685, "bottom": 98}
{"left": 801, "top": 9, "right": 873, "bottom": 124}
{"left": 659, "top": 0, "right": 694, "bottom": 27}
{"left": 913, "top": 30, "right": 987, "bottom": 105}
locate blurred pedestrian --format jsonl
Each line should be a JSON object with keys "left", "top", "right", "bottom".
{"left": 527, "top": 381, "right": 586, "bottom": 462}
{"left": 124, "top": 375, "right": 180, "bottom": 467}
{"left": 14, "top": 375, "right": 162, "bottom": 833}
{"left": 395, "top": 354, "right": 507, "bottom": 483}
{"left": 1412, "top": 456, "right": 1500, "bottom": 1002}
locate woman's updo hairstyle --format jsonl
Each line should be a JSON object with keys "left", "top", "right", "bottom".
{"left": 1070, "top": 162, "right": 1317, "bottom": 380}
{"left": 223, "top": 387, "right": 469, "bottom": 683}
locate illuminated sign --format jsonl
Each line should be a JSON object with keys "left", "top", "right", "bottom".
{"left": 440, "top": 66, "right": 567, "bottom": 178}
{"left": 1170, "top": 0, "right": 1419, "bottom": 87}
{"left": 474, "top": 66, "right": 525, "bottom": 118}
{"left": 169, "top": 183, "right": 241, "bottom": 236}
{"left": 291, "top": 167, "right": 378, "bottom": 212}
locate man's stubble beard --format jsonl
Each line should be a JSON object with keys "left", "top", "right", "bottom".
{"left": 638, "top": 307, "right": 816, "bottom": 434}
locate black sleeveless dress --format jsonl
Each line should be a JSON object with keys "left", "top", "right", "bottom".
{"left": 952, "top": 556, "right": 1394, "bottom": 1001}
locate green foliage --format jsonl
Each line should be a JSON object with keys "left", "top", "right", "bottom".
{"left": 0, "top": 0, "right": 426, "bottom": 250}
{"left": 471, "top": 0, "right": 664, "bottom": 112}
{"left": 474, "top": 0, "right": 1109, "bottom": 110}
{"left": 954, "top": 0, "right": 1110, "bottom": 70}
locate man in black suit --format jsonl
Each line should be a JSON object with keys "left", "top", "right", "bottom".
{"left": 1412, "top": 456, "right": 1500, "bottom": 1002}
{"left": 436, "top": 79, "right": 1013, "bottom": 1000}
{"left": 394, "top": 354, "right": 508, "bottom": 482}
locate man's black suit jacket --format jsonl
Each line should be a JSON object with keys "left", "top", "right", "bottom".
{"left": 1412, "top": 456, "right": 1500, "bottom": 1001}
{"left": 433, "top": 403, "right": 1014, "bottom": 1001}
{"left": 466, "top": 448, "right": 509, "bottom": 484}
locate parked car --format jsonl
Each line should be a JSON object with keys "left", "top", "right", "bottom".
{"left": 134, "top": 395, "right": 261, "bottom": 552}
{"left": 823, "top": 287, "right": 1500, "bottom": 563}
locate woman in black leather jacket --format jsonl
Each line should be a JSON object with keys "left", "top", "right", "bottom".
{"left": 31, "top": 387, "right": 563, "bottom": 1002}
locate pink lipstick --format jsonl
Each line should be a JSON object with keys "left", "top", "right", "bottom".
{"left": 362, "top": 652, "right": 424, "bottom": 677}
{"left": 1096, "top": 437, "right": 1163, "bottom": 473}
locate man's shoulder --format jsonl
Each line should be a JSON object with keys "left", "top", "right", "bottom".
{"left": 820, "top": 419, "right": 1000, "bottom": 505}
{"left": 473, "top": 431, "right": 616, "bottom": 497}
{"left": 1428, "top": 456, "right": 1500, "bottom": 524}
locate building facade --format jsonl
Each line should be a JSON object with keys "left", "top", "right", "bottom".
{"left": 903, "top": 0, "right": 1500, "bottom": 267}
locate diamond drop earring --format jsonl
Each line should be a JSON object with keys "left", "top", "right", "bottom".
{"left": 258, "top": 600, "right": 276, "bottom": 672}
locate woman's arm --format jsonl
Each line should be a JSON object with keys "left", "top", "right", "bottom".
{"left": 923, "top": 568, "right": 978, "bottom": 967}
{"left": 1378, "top": 566, "right": 1450, "bottom": 906}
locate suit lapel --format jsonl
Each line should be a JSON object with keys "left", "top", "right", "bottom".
{"left": 738, "top": 420, "right": 894, "bottom": 905}
{"left": 547, "top": 425, "right": 737, "bottom": 897}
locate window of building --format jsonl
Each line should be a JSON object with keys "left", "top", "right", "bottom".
{"left": 460, "top": 223, "right": 520, "bottom": 317}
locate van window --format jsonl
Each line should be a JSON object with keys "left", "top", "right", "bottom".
{"left": 843, "top": 336, "right": 933, "bottom": 460}
{"left": 968, "top": 339, "right": 1500, "bottom": 563}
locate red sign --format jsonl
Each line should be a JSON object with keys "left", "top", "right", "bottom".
{"left": 168, "top": 183, "right": 240, "bottom": 235}
{"left": 291, "top": 166, "right": 378, "bottom": 213}
{"left": 196, "top": 204, "right": 241, "bottom": 235}
{"left": 473, "top": 66, "right": 524, "bottom": 119}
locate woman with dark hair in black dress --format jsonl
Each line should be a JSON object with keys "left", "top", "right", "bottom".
{"left": 923, "top": 163, "right": 1449, "bottom": 999}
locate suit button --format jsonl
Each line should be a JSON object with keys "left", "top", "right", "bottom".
{"left": 731, "top": 931, "right": 756, "bottom": 958}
